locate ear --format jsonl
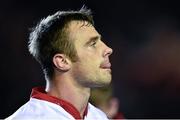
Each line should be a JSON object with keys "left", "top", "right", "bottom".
{"left": 53, "top": 54, "right": 71, "bottom": 71}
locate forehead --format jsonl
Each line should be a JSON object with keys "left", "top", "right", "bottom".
{"left": 67, "top": 20, "right": 100, "bottom": 41}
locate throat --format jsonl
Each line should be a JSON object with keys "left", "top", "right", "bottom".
{"left": 46, "top": 82, "right": 90, "bottom": 118}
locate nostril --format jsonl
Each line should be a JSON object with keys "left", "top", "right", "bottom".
{"left": 103, "top": 47, "right": 113, "bottom": 57}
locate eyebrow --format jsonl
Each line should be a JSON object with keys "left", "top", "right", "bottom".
{"left": 85, "top": 36, "right": 101, "bottom": 45}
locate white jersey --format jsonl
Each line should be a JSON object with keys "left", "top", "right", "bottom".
{"left": 6, "top": 87, "right": 109, "bottom": 120}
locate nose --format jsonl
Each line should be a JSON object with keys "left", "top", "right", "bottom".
{"left": 103, "top": 43, "right": 113, "bottom": 57}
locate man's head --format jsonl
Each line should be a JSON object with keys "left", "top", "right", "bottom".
{"left": 28, "top": 7, "right": 113, "bottom": 87}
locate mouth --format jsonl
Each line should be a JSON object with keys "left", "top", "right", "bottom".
{"left": 100, "top": 62, "right": 111, "bottom": 70}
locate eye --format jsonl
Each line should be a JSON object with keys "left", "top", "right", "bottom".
{"left": 90, "top": 40, "right": 97, "bottom": 47}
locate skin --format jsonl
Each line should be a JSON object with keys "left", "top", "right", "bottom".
{"left": 99, "top": 97, "right": 120, "bottom": 118}
{"left": 46, "top": 20, "right": 113, "bottom": 117}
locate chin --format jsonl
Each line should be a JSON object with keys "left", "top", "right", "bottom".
{"left": 97, "top": 78, "right": 112, "bottom": 87}
{"left": 104, "top": 79, "right": 112, "bottom": 85}
{"left": 87, "top": 79, "right": 111, "bottom": 88}
{"left": 103, "top": 75, "right": 112, "bottom": 83}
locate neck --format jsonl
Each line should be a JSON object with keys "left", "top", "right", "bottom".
{"left": 46, "top": 74, "right": 90, "bottom": 117}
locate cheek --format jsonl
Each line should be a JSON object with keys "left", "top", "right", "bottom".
{"left": 76, "top": 48, "right": 103, "bottom": 71}
{"left": 75, "top": 57, "right": 101, "bottom": 78}
{"left": 83, "top": 56, "right": 100, "bottom": 67}
{"left": 81, "top": 60, "right": 97, "bottom": 72}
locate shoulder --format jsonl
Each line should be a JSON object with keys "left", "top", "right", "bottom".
{"left": 86, "top": 103, "right": 109, "bottom": 120}
{"left": 5, "top": 98, "right": 74, "bottom": 120}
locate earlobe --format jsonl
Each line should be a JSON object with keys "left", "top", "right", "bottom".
{"left": 53, "top": 54, "right": 71, "bottom": 71}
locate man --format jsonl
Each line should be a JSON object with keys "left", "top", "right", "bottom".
{"left": 6, "top": 7, "right": 113, "bottom": 120}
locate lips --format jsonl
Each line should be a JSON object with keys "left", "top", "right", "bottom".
{"left": 100, "top": 62, "right": 111, "bottom": 69}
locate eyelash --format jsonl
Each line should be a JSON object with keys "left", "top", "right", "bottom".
{"left": 90, "top": 41, "right": 97, "bottom": 47}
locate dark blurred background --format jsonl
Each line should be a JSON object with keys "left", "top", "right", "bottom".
{"left": 1, "top": 0, "right": 180, "bottom": 118}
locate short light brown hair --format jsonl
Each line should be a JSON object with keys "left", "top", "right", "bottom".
{"left": 28, "top": 7, "right": 94, "bottom": 80}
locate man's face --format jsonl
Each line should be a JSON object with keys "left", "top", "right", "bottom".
{"left": 68, "top": 21, "right": 113, "bottom": 88}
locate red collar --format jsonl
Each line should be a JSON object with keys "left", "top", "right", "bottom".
{"left": 30, "top": 87, "right": 88, "bottom": 119}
